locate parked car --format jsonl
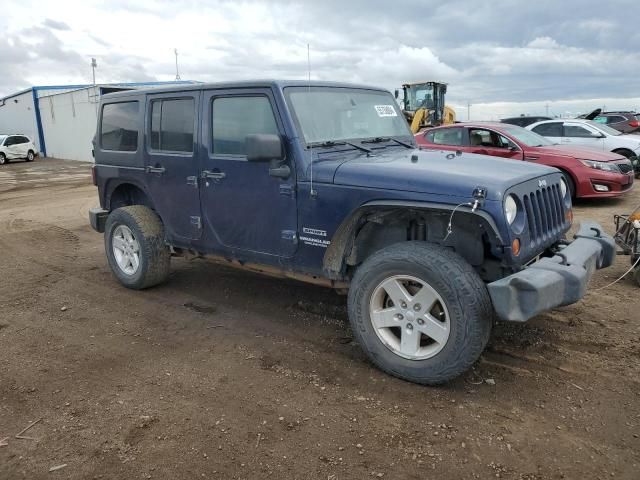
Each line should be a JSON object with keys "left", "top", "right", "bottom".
{"left": 89, "top": 81, "right": 614, "bottom": 385}
{"left": 0, "top": 134, "right": 38, "bottom": 165}
{"left": 593, "top": 112, "right": 640, "bottom": 134}
{"left": 526, "top": 119, "right": 640, "bottom": 161}
{"left": 414, "top": 123, "right": 634, "bottom": 198}
{"left": 501, "top": 116, "right": 552, "bottom": 128}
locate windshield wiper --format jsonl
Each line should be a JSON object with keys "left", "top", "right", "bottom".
{"left": 308, "top": 140, "right": 372, "bottom": 154}
{"left": 361, "top": 136, "right": 414, "bottom": 148}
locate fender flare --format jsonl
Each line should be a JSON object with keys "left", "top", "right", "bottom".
{"left": 104, "top": 178, "right": 154, "bottom": 211}
{"left": 322, "top": 200, "right": 505, "bottom": 277}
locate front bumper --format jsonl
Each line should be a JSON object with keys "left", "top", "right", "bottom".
{"left": 89, "top": 207, "right": 109, "bottom": 233}
{"left": 488, "top": 222, "right": 615, "bottom": 322}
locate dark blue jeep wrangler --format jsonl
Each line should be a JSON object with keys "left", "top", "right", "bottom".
{"left": 89, "top": 81, "right": 615, "bottom": 384}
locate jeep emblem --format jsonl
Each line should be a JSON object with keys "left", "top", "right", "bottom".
{"left": 538, "top": 179, "right": 547, "bottom": 188}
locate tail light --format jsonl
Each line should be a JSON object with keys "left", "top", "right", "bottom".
{"left": 629, "top": 120, "right": 640, "bottom": 128}
{"left": 91, "top": 165, "right": 97, "bottom": 186}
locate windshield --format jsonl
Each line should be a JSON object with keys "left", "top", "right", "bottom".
{"left": 500, "top": 125, "right": 553, "bottom": 146}
{"left": 406, "top": 84, "right": 435, "bottom": 111}
{"left": 588, "top": 120, "right": 621, "bottom": 136}
{"left": 284, "top": 87, "right": 411, "bottom": 144}
{"left": 0, "top": 135, "right": 6, "bottom": 146}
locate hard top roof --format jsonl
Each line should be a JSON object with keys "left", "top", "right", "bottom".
{"left": 101, "top": 80, "right": 389, "bottom": 99}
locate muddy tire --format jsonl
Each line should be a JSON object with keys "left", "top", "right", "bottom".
{"left": 348, "top": 242, "right": 493, "bottom": 385}
{"left": 104, "top": 206, "right": 170, "bottom": 289}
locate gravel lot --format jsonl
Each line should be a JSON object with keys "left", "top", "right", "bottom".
{"left": 1, "top": 158, "right": 638, "bottom": 480}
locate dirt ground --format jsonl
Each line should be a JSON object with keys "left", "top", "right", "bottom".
{"left": 0, "top": 158, "right": 638, "bottom": 480}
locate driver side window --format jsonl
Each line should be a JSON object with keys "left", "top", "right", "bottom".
{"left": 563, "top": 124, "right": 594, "bottom": 138}
{"left": 212, "top": 96, "right": 279, "bottom": 156}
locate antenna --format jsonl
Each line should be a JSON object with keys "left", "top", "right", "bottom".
{"left": 308, "top": 43, "right": 316, "bottom": 197}
{"left": 174, "top": 48, "right": 181, "bottom": 80}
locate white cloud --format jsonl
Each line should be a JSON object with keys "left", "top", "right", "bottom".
{"left": 0, "top": 0, "right": 638, "bottom": 121}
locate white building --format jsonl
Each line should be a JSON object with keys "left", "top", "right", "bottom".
{"left": 0, "top": 81, "right": 197, "bottom": 162}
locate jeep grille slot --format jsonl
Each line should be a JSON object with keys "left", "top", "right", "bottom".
{"left": 523, "top": 183, "right": 565, "bottom": 247}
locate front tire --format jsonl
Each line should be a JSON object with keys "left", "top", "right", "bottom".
{"left": 612, "top": 148, "right": 635, "bottom": 160}
{"left": 104, "top": 206, "right": 170, "bottom": 289}
{"left": 348, "top": 242, "right": 493, "bottom": 385}
{"left": 0, "top": 153, "right": 7, "bottom": 165}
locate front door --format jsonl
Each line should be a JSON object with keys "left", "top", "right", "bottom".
{"left": 5, "top": 136, "right": 21, "bottom": 159}
{"left": 144, "top": 92, "right": 202, "bottom": 241}
{"left": 561, "top": 122, "right": 605, "bottom": 150}
{"left": 199, "top": 88, "right": 298, "bottom": 257}
{"left": 467, "top": 128, "right": 523, "bottom": 159}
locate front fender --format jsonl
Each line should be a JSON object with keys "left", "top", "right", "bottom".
{"left": 323, "top": 200, "right": 505, "bottom": 278}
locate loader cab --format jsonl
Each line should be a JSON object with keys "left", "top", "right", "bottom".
{"left": 397, "top": 81, "right": 449, "bottom": 131}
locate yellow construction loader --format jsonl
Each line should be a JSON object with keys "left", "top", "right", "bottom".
{"left": 395, "top": 81, "right": 456, "bottom": 133}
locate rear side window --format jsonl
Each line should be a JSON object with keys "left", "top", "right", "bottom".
{"left": 101, "top": 102, "right": 139, "bottom": 151}
{"left": 150, "top": 98, "right": 195, "bottom": 153}
{"left": 532, "top": 122, "right": 562, "bottom": 137}
{"left": 212, "top": 96, "right": 278, "bottom": 156}
{"left": 427, "top": 128, "right": 462, "bottom": 146}
{"left": 607, "top": 115, "right": 625, "bottom": 124}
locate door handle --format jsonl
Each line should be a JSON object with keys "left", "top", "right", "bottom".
{"left": 201, "top": 170, "right": 226, "bottom": 180}
{"left": 146, "top": 166, "right": 166, "bottom": 174}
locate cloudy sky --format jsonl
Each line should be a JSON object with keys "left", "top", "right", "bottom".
{"left": 2, "top": 0, "right": 639, "bottom": 118}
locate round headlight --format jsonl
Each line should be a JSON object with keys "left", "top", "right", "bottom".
{"left": 505, "top": 195, "right": 518, "bottom": 225}
{"left": 560, "top": 178, "right": 568, "bottom": 198}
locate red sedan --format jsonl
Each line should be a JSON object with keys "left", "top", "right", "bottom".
{"left": 415, "top": 123, "right": 634, "bottom": 198}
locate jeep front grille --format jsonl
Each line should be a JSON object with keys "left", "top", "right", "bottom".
{"left": 522, "top": 183, "right": 566, "bottom": 246}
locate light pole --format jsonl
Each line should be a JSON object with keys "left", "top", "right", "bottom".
{"left": 467, "top": 101, "right": 472, "bottom": 121}
{"left": 91, "top": 58, "right": 97, "bottom": 85}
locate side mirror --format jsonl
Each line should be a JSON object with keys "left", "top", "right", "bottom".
{"left": 591, "top": 132, "right": 605, "bottom": 138}
{"left": 394, "top": 89, "right": 399, "bottom": 99}
{"left": 246, "top": 134, "right": 284, "bottom": 162}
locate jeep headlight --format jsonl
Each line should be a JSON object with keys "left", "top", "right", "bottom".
{"left": 504, "top": 194, "right": 518, "bottom": 225}
{"left": 579, "top": 159, "right": 620, "bottom": 173}
{"left": 560, "top": 178, "right": 568, "bottom": 197}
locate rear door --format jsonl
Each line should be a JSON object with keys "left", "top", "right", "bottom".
{"left": 467, "top": 128, "right": 522, "bottom": 159}
{"left": 199, "top": 88, "right": 298, "bottom": 257}
{"left": 16, "top": 136, "right": 30, "bottom": 157}
{"left": 530, "top": 122, "right": 563, "bottom": 144}
{"left": 561, "top": 122, "right": 605, "bottom": 150}
{"left": 144, "top": 92, "right": 203, "bottom": 241}
{"left": 423, "top": 127, "right": 467, "bottom": 152}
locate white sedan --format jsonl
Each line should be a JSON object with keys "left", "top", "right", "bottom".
{"left": 526, "top": 119, "right": 640, "bottom": 162}
{"left": 0, "top": 134, "right": 39, "bottom": 165}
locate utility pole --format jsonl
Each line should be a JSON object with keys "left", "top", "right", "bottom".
{"left": 91, "top": 58, "right": 97, "bottom": 85}
{"left": 174, "top": 48, "right": 181, "bottom": 81}
{"left": 467, "top": 101, "right": 472, "bottom": 121}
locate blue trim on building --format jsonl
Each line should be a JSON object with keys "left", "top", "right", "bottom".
{"left": 31, "top": 88, "right": 47, "bottom": 157}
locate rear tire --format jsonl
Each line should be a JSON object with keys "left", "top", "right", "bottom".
{"left": 347, "top": 242, "right": 493, "bottom": 385}
{"left": 26, "top": 150, "right": 35, "bottom": 162}
{"left": 104, "top": 206, "right": 170, "bottom": 289}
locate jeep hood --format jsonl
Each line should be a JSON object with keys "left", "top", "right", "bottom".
{"left": 331, "top": 149, "right": 558, "bottom": 201}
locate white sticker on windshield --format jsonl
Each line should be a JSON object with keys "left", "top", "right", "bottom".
{"left": 374, "top": 105, "right": 398, "bottom": 117}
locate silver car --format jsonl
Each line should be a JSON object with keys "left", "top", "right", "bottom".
{"left": 526, "top": 119, "right": 640, "bottom": 163}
